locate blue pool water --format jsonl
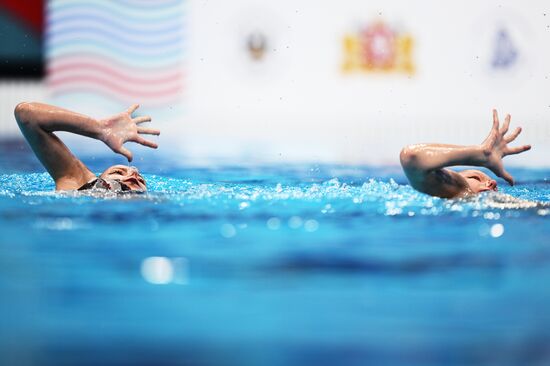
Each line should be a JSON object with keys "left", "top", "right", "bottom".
{"left": 0, "top": 141, "right": 549, "bottom": 366}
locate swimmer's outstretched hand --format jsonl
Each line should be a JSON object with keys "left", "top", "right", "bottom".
{"left": 480, "top": 109, "right": 531, "bottom": 185}
{"left": 100, "top": 104, "right": 160, "bottom": 162}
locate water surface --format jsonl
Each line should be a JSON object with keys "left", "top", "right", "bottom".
{"left": 1, "top": 143, "right": 549, "bottom": 366}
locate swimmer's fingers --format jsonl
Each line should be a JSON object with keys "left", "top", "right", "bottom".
{"left": 492, "top": 109, "right": 500, "bottom": 131}
{"left": 506, "top": 144, "right": 531, "bottom": 156}
{"left": 116, "top": 146, "right": 133, "bottom": 162}
{"left": 500, "top": 114, "right": 510, "bottom": 135}
{"left": 505, "top": 127, "right": 522, "bottom": 143}
{"left": 483, "top": 109, "right": 500, "bottom": 146}
{"left": 500, "top": 170, "right": 515, "bottom": 186}
{"left": 126, "top": 104, "right": 140, "bottom": 116}
{"left": 133, "top": 116, "right": 151, "bottom": 124}
{"left": 138, "top": 127, "right": 160, "bottom": 136}
{"left": 487, "top": 162, "right": 513, "bottom": 186}
{"left": 133, "top": 136, "right": 158, "bottom": 149}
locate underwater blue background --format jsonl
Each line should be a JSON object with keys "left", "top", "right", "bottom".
{"left": 0, "top": 142, "right": 549, "bottom": 366}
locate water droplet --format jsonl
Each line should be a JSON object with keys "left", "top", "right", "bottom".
{"left": 490, "top": 223, "right": 504, "bottom": 238}
{"left": 267, "top": 217, "right": 281, "bottom": 230}
{"left": 304, "top": 219, "right": 319, "bottom": 232}
{"left": 288, "top": 216, "right": 303, "bottom": 229}
{"left": 220, "top": 224, "right": 236, "bottom": 238}
{"left": 141, "top": 257, "right": 173, "bottom": 284}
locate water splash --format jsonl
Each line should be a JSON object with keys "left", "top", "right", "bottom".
{"left": 0, "top": 171, "right": 548, "bottom": 218}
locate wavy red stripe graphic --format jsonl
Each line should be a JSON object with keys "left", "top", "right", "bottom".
{"left": 47, "top": 53, "right": 182, "bottom": 76}
{"left": 49, "top": 84, "right": 182, "bottom": 107}
{"left": 48, "top": 62, "right": 183, "bottom": 86}
{"left": 48, "top": 74, "right": 183, "bottom": 98}
{"left": 46, "top": 3, "right": 184, "bottom": 106}
{"left": 50, "top": 85, "right": 179, "bottom": 108}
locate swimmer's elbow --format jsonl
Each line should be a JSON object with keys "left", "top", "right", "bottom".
{"left": 400, "top": 146, "right": 419, "bottom": 169}
{"left": 14, "top": 102, "right": 33, "bottom": 125}
{"left": 14, "top": 102, "right": 41, "bottom": 128}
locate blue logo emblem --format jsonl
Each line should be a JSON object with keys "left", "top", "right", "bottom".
{"left": 491, "top": 28, "right": 518, "bottom": 69}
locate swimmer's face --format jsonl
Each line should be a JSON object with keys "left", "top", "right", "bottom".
{"left": 100, "top": 165, "right": 146, "bottom": 191}
{"left": 459, "top": 169, "right": 497, "bottom": 194}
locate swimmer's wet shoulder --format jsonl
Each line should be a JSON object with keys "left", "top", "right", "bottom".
{"left": 400, "top": 109, "right": 531, "bottom": 199}
{"left": 14, "top": 102, "right": 159, "bottom": 192}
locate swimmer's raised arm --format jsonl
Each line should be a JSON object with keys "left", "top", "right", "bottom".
{"left": 400, "top": 110, "right": 531, "bottom": 198}
{"left": 14, "top": 102, "right": 159, "bottom": 190}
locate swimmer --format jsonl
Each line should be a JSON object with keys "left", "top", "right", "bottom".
{"left": 14, "top": 102, "right": 159, "bottom": 192}
{"left": 400, "top": 109, "right": 531, "bottom": 198}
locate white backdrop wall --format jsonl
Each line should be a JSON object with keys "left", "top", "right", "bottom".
{"left": 0, "top": 0, "right": 549, "bottom": 166}
{"left": 182, "top": 0, "right": 550, "bottom": 166}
